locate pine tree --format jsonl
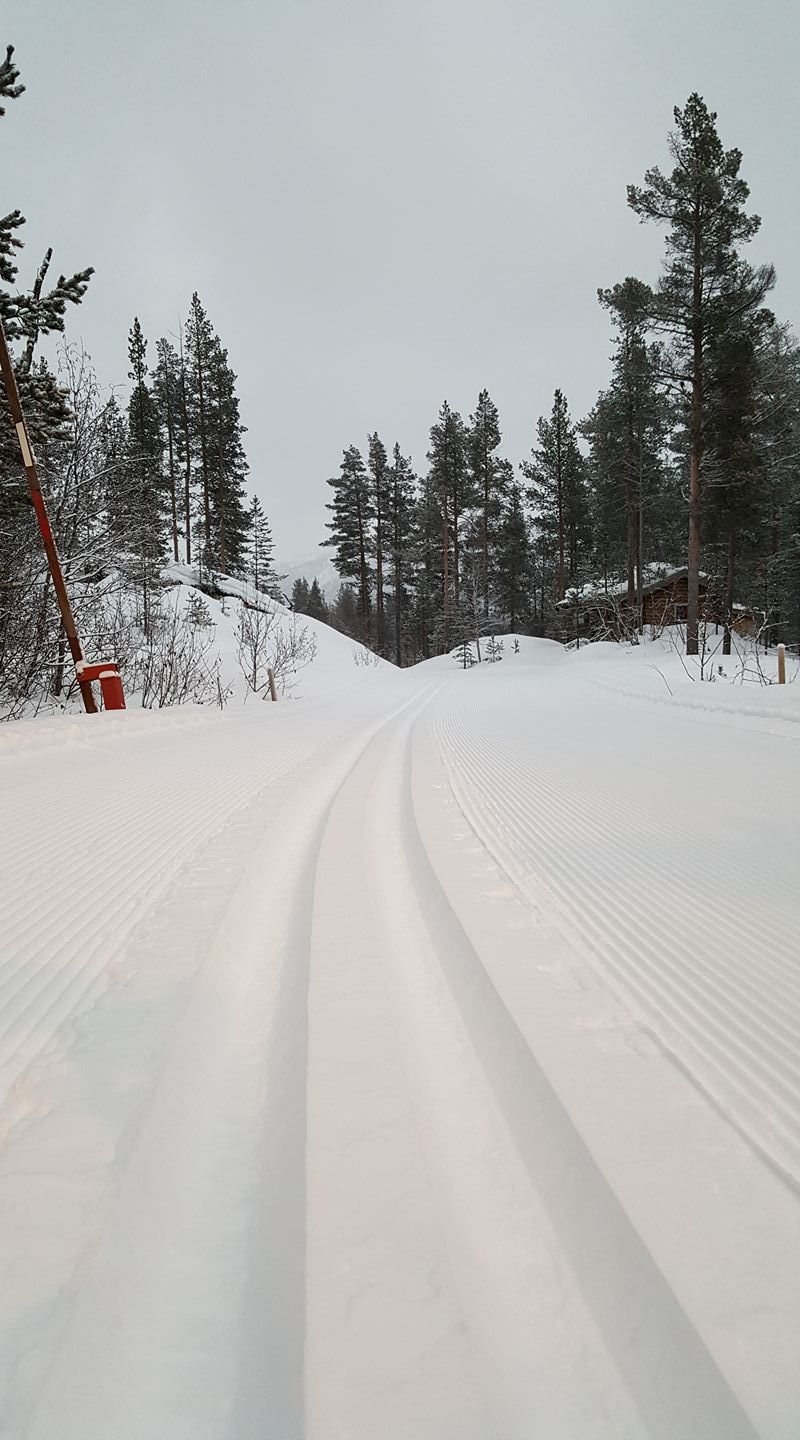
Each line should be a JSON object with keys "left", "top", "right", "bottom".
{"left": 182, "top": 297, "right": 250, "bottom": 576}
{"left": 387, "top": 443, "right": 416, "bottom": 665}
{"left": 427, "top": 401, "right": 471, "bottom": 650}
{"left": 495, "top": 483, "right": 535, "bottom": 631}
{"left": 468, "top": 389, "right": 506, "bottom": 619}
{"left": 367, "top": 432, "right": 390, "bottom": 655}
{"left": 324, "top": 445, "right": 374, "bottom": 645}
{"left": 522, "top": 390, "right": 589, "bottom": 608}
{"left": 329, "top": 582, "right": 360, "bottom": 639}
{"left": 114, "top": 317, "right": 165, "bottom": 634}
{"left": 176, "top": 323, "right": 194, "bottom": 565}
{"left": 152, "top": 338, "right": 181, "bottom": 563}
{"left": 409, "top": 473, "right": 445, "bottom": 659}
{"left": 206, "top": 336, "right": 249, "bottom": 574}
{"left": 628, "top": 94, "right": 775, "bottom": 653}
{"left": 583, "top": 280, "right": 672, "bottom": 619}
{"left": 702, "top": 305, "right": 771, "bottom": 651}
{"left": 292, "top": 576, "right": 310, "bottom": 613}
{"left": 0, "top": 51, "right": 91, "bottom": 346}
{"left": 749, "top": 324, "right": 800, "bottom": 648}
{"left": 247, "top": 495, "right": 279, "bottom": 595}
{"left": 185, "top": 292, "right": 214, "bottom": 558}
{"left": 305, "top": 578, "right": 329, "bottom": 622}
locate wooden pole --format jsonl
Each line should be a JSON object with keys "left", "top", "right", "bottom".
{"left": 0, "top": 317, "right": 97, "bottom": 713}
{"left": 267, "top": 666, "right": 278, "bottom": 702}
{"left": 777, "top": 643, "right": 786, "bottom": 685}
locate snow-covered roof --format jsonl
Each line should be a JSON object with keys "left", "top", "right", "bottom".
{"left": 558, "top": 564, "right": 709, "bottom": 608}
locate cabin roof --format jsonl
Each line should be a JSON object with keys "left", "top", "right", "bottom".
{"left": 558, "top": 564, "right": 709, "bottom": 609}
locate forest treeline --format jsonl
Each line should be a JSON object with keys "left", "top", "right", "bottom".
{"left": 317, "top": 94, "right": 799, "bottom": 663}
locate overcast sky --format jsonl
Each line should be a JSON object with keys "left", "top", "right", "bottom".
{"left": 5, "top": 0, "right": 800, "bottom": 560}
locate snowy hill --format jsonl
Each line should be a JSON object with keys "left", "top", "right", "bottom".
{"left": 161, "top": 562, "right": 391, "bottom": 704}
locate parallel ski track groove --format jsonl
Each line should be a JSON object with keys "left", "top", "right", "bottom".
{"left": 396, "top": 713, "right": 760, "bottom": 1440}
{"left": 0, "top": 735, "right": 325, "bottom": 1101}
{"left": 435, "top": 701, "right": 800, "bottom": 1181}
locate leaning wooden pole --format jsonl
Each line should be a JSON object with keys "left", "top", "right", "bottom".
{"left": 0, "top": 317, "right": 97, "bottom": 713}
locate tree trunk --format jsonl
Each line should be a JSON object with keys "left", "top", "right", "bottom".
{"left": 453, "top": 494, "right": 460, "bottom": 615}
{"left": 356, "top": 494, "right": 369, "bottom": 646}
{"left": 722, "top": 528, "right": 736, "bottom": 655}
{"left": 687, "top": 203, "right": 704, "bottom": 656}
{"left": 483, "top": 438, "right": 490, "bottom": 620}
{"left": 625, "top": 333, "right": 636, "bottom": 601}
{"left": 165, "top": 383, "right": 179, "bottom": 564}
{"left": 556, "top": 422, "right": 565, "bottom": 601}
{"left": 375, "top": 494, "right": 384, "bottom": 655}
{"left": 393, "top": 484, "right": 402, "bottom": 667}
{"left": 441, "top": 496, "right": 450, "bottom": 651}
{"left": 193, "top": 319, "right": 211, "bottom": 554}
{"left": 215, "top": 365, "right": 228, "bottom": 575}
{"left": 178, "top": 332, "right": 192, "bottom": 565}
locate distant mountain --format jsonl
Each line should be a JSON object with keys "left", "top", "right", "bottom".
{"left": 277, "top": 551, "right": 340, "bottom": 602}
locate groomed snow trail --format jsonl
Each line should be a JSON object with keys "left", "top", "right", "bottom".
{"left": 1, "top": 643, "right": 799, "bottom": 1438}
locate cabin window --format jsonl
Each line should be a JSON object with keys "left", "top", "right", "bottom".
{"left": 674, "top": 603, "right": 688, "bottom": 621}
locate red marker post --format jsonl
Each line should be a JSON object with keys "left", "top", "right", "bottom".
{"left": 0, "top": 316, "right": 98, "bottom": 714}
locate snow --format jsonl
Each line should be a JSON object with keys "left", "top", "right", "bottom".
{"left": 0, "top": 631, "right": 798, "bottom": 1438}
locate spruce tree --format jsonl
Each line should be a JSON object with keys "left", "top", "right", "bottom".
{"left": 583, "top": 279, "right": 672, "bottom": 619}
{"left": 367, "top": 432, "right": 390, "bottom": 654}
{"left": 324, "top": 445, "right": 374, "bottom": 645}
{"left": 468, "top": 389, "right": 506, "bottom": 618}
{"left": 206, "top": 336, "right": 249, "bottom": 574}
{"left": 305, "top": 578, "right": 329, "bottom": 622}
{"left": 426, "top": 401, "right": 471, "bottom": 650}
{"left": 522, "top": 390, "right": 589, "bottom": 608}
{"left": 115, "top": 317, "right": 165, "bottom": 634}
{"left": 387, "top": 443, "right": 417, "bottom": 665}
{"left": 247, "top": 495, "right": 279, "bottom": 596}
{"left": 330, "top": 582, "right": 360, "bottom": 639}
{"left": 702, "top": 305, "right": 770, "bottom": 650}
{"left": 409, "top": 473, "right": 445, "bottom": 659}
{"left": 176, "top": 323, "right": 194, "bottom": 564}
{"left": 291, "top": 576, "right": 310, "bottom": 613}
{"left": 495, "top": 483, "right": 535, "bottom": 631}
{"left": 185, "top": 292, "right": 214, "bottom": 557}
{"left": 153, "top": 338, "right": 181, "bottom": 563}
{"left": 628, "top": 94, "right": 775, "bottom": 653}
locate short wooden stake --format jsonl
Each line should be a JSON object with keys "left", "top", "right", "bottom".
{"left": 777, "top": 644, "right": 786, "bottom": 684}
{"left": 267, "top": 666, "right": 278, "bottom": 702}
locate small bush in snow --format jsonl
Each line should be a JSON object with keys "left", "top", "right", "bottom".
{"left": 236, "top": 603, "right": 317, "bottom": 697}
{"left": 131, "top": 594, "right": 229, "bottom": 708}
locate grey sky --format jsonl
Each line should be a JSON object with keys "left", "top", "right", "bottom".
{"left": 5, "top": 0, "right": 800, "bottom": 559}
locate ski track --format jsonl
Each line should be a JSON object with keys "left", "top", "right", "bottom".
{"left": 1, "top": 658, "right": 798, "bottom": 1437}
{"left": 0, "top": 713, "right": 348, "bottom": 1109}
{"left": 433, "top": 681, "right": 800, "bottom": 1185}
{"left": 389, "top": 714, "right": 762, "bottom": 1440}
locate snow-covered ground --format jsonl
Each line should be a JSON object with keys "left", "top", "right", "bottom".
{"left": 0, "top": 626, "right": 798, "bottom": 1438}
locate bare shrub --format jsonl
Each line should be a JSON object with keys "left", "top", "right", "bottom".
{"left": 132, "top": 594, "right": 230, "bottom": 708}
{"left": 236, "top": 602, "right": 317, "bottom": 697}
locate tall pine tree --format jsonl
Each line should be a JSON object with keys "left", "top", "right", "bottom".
{"left": 324, "top": 445, "right": 374, "bottom": 645}
{"left": 628, "top": 94, "right": 775, "bottom": 653}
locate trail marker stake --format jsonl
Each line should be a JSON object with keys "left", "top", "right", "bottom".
{"left": 777, "top": 644, "right": 786, "bottom": 685}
